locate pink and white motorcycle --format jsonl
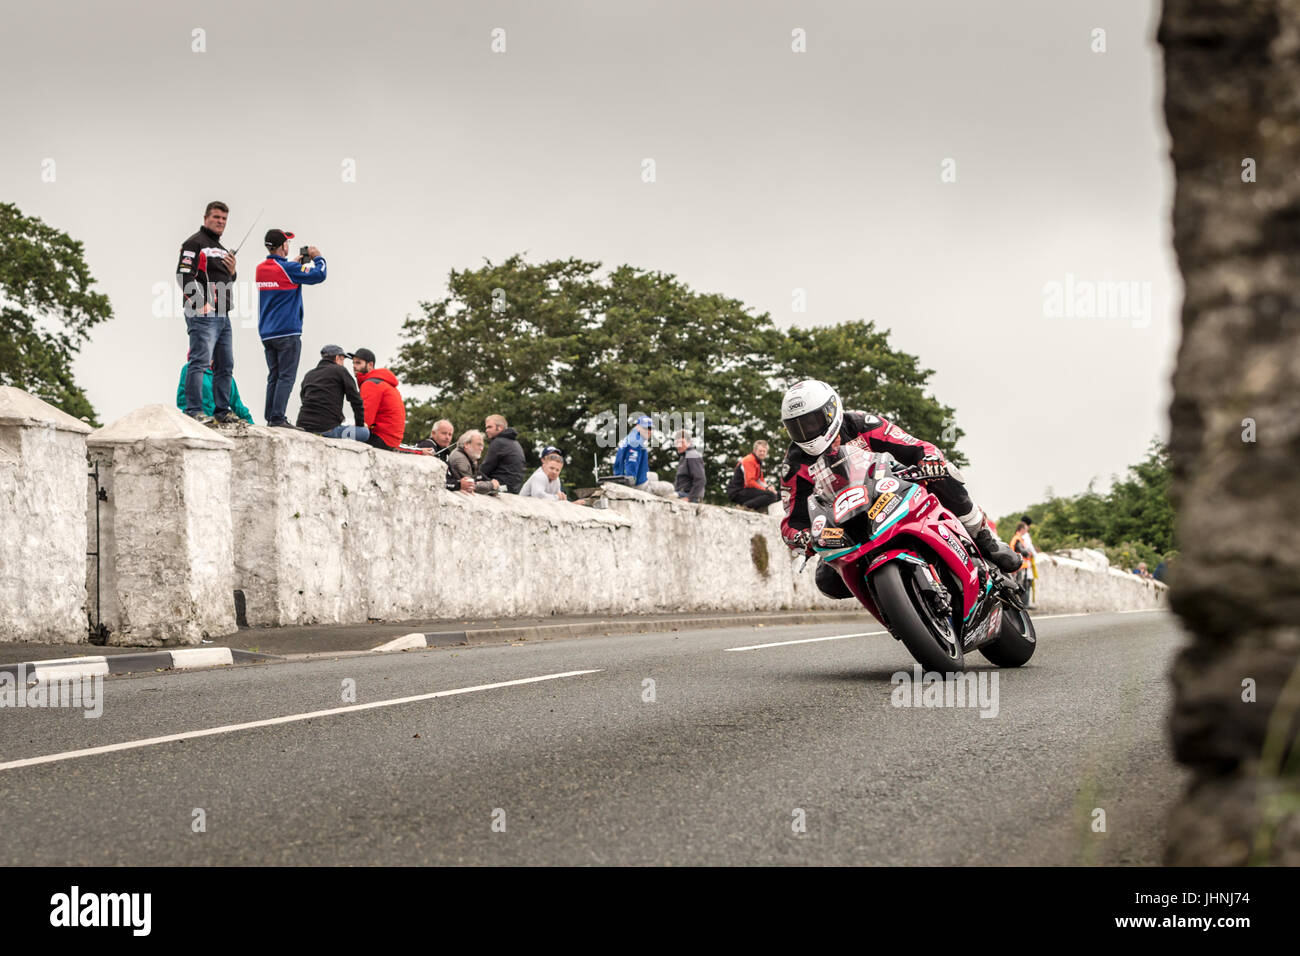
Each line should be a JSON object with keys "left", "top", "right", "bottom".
{"left": 804, "top": 444, "right": 1036, "bottom": 672}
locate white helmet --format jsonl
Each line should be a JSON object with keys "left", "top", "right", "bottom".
{"left": 781, "top": 380, "right": 842, "bottom": 456}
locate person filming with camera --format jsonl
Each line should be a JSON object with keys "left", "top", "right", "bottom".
{"left": 256, "top": 229, "right": 327, "bottom": 428}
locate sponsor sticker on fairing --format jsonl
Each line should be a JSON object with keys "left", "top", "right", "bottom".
{"left": 867, "top": 491, "right": 896, "bottom": 519}
{"left": 811, "top": 515, "right": 826, "bottom": 537}
{"left": 876, "top": 476, "right": 899, "bottom": 494}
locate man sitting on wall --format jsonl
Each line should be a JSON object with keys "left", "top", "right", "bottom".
{"left": 415, "top": 419, "right": 455, "bottom": 462}
{"left": 352, "top": 347, "right": 406, "bottom": 451}
{"left": 175, "top": 353, "right": 254, "bottom": 424}
{"left": 727, "top": 440, "right": 780, "bottom": 511}
{"left": 296, "top": 345, "right": 369, "bottom": 441}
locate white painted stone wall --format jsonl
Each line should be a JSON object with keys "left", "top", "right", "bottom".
{"left": 0, "top": 389, "right": 1172, "bottom": 644}
{"left": 1031, "top": 551, "right": 1168, "bottom": 613}
{"left": 87, "top": 406, "right": 237, "bottom": 646}
{"left": 0, "top": 387, "right": 92, "bottom": 644}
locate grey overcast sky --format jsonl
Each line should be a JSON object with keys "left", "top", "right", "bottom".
{"left": 1, "top": 0, "right": 1176, "bottom": 517}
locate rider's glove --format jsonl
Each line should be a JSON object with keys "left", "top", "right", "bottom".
{"left": 911, "top": 454, "right": 948, "bottom": 480}
{"left": 789, "top": 529, "right": 813, "bottom": 553}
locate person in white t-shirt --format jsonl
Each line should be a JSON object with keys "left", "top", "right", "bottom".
{"left": 520, "top": 449, "right": 567, "bottom": 501}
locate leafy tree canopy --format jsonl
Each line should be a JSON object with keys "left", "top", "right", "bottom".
{"left": 995, "top": 439, "right": 1175, "bottom": 569}
{"left": 0, "top": 202, "right": 113, "bottom": 423}
{"left": 396, "top": 255, "right": 967, "bottom": 502}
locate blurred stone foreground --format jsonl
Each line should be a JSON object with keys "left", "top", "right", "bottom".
{"left": 1161, "top": 0, "right": 1300, "bottom": 864}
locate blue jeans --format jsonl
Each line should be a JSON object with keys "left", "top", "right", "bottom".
{"left": 263, "top": 335, "right": 302, "bottom": 425}
{"left": 320, "top": 424, "right": 371, "bottom": 442}
{"left": 184, "top": 314, "right": 234, "bottom": 417}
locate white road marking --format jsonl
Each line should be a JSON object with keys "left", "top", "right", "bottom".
{"left": 725, "top": 632, "right": 886, "bottom": 652}
{"left": 0, "top": 669, "right": 601, "bottom": 773}
{"left": 1115, "top": 608, "right": 1164, "bottom": 614}
{"left": 724, "top": 608, "right": 1146, "bottom": 651}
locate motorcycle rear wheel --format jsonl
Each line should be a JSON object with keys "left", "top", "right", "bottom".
{"left": 871, "top": 561, "right": 965, "bottom": 672}
{"left": 979, "top": 603, "right": 1037, "bottom": 667}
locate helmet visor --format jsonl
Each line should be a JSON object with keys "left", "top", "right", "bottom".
{"left": 784, "top": 402, "right": 835, "bottom": 444}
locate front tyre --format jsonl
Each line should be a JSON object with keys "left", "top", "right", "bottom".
{"left": 870, "top": 561, "right": 965, "bottom": 672}
{"left": 979, "top": 603, "right": 1037, "bottom": 667}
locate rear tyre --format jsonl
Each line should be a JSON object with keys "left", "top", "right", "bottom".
{"left": 870, "top": 561, "right": 964, "bottom": 672}
{"left": 980, "top": 603, "right": 1037, "bottom": 667}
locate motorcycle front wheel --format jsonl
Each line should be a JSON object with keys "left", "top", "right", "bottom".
{"left": 870, "top": 560, "right": 965, "bottom": 672}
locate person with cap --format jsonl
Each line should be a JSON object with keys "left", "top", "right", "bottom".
{"left": 295, "top": 345, "right": 369, "bottom": 442}
{"left": 256, "top": 229, "right": 326, "bottom": 427}
{"left": 351, "top": 347, "right": 406, "bottom": 451}
{"left": 520, "top": 446, "right": 568, "bottom": 501}
{"left": 175, "top": 352, "right": 254, "bottom": 424}
{"left": 176, "top": 200, "right": 239, "bottom": 425}
{"left": 613, "top": 414, "right": 653, "bottom": 488}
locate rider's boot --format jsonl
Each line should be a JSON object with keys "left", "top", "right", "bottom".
{"left": 959, "top": 507, "right": 1022, "bottom": 574}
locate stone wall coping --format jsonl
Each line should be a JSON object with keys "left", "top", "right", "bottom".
{"left": 88, "top": 404, "right": 233, "bottom": 450}
{"left": 0, "top": 385, "right": 92, "bottom": 434}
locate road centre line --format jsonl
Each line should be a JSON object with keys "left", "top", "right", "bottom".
{"left": 0, "top": 670, "right": 601, "bottom": 773}
{"left": 725, "top": 632, "right": 886, "bottom": 652}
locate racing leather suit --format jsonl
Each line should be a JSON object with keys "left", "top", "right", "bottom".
{"left": 779, "top": 411, "right": 1000, "bottom": 598}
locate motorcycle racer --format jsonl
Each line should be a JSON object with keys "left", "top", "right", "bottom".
{"left": 778, "top": 379, "right": 1022, "bottom": 599}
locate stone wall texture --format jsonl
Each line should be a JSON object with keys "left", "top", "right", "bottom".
{"left": 1161, "top": 0, "right": 1300, "bottom": 864}
{"left": 0, "top": 387, "right": 91, "bottom": 643}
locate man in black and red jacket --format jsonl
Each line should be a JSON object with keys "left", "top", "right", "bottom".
{"left": 778, "top": 379, "right": 1021, "bottom": 600}
{"left": 176, "top": 200, "right": 239, "bottom": 424}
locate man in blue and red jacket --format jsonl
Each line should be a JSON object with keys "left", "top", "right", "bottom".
{"left": 256, "top": 229, "right": 327, "bottom": 427}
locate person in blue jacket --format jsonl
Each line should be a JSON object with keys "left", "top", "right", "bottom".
{"left": 613, "top": 414, "right": 653, "bottom": 487}
{"left": 255, "top": 228, "right": 327, "bottom": 427}
{"left": 175, "top": 356, "right": 254, "bottom": 423}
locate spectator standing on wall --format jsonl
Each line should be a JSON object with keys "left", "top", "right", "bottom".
{"left": 256, "top": 229, "right": 326, "bottom": 427}
{"left": 296, "top": 345, "right": 369, "bottom": 442}
{"left": 176, "top": 200, "right": 239, "bottom": 425}
{"left": 447, "top": 430, "right": 499, "bottom": 495}
{"left": 673, "top": 431, "right": 706, "bottom": 502}
{"left": 175, "top": 353, "right": 254, "bottom": 424}
{"left": 352, "top": 347, "right": 406, "bottom": 451}
{"left": 481, "top": 414, "right": 525, "bottom": 493}
{"left": 727, "top": 440, "right": 780, "bottom": 511}
{"left": 520, "top": 447, "right": 568, "bottom": 501}
{"left": 416, "top": 419, "right": 455, "bottom": 462}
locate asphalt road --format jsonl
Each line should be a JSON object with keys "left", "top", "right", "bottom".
{"left": 0, "top": 610, "right": 1186, "bottom": 865}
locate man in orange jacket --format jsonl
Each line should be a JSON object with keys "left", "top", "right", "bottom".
{"left": 352, "top": 347, "right": 406, "bottom": 450}
{"left": 727, "top": 439, "right": 780, "bottom": 511}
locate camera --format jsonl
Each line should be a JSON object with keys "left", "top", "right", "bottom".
{"left": 298, "top": 245, "right": 312, "bottom": 264}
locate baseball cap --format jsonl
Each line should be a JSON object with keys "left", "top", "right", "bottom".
{"left": 320, "top": 344, "right": 348, "bottom": 358}
{"left": 540, "top": 445, "right": 564, "bottom": 460}
{"left": 352, "top": 347, "right": 376, "bottom": 365}
{"left": 636, "top": 414, "right": 653, "bottom": 428}
{"left": 264, "top": 228, "right": 295, "bottom": 249}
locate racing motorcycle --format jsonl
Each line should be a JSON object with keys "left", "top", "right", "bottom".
{"left": 802, "top": 444, "right": 1036, "bottom": 672}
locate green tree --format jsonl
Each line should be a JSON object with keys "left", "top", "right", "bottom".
{"left": 396, "top": 255, "right": 967, "bottom": 502}
{"left": 0, "top": 202, "right": 113, "bottom": 422}
{"left": 774, "top": 320, "right": 968, "bottom": 466}
{"left": 996, "top": 439, "right": 1174, "bottom": 567}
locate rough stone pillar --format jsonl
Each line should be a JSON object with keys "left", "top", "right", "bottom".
{"left": 1161, "top": 0, "right": 1300, "bottom": 864}
{"left": 0, "top": 386, "right": 92, "bottom": 643}
{"left": 87, "top": 405, "right": 237, "bottom": 646}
